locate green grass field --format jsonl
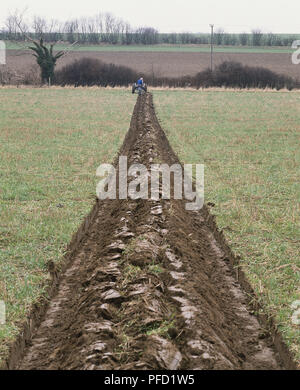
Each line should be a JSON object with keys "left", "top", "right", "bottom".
{"left": 0, "top": 87, "right": 135, "bottom": 365}
{"left": 0, "top": 87, "right": 299, "bottom": 365}
{"left": 153, "top": 89, "right": 300, "bottom": 360}
{"left": 5, "top": 41, "right": 296, "bottom": 53}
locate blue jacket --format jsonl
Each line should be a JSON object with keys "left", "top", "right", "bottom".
{"left": 137, "top": 79, "right": 143, "bottom": 85}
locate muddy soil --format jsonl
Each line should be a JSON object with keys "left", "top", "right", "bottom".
{"left": 16, "top": 93, "right": 284, "bottom": 370}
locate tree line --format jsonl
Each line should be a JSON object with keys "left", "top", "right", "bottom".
{"left": 1, "top": 10, "right": 299, "bottom": 46}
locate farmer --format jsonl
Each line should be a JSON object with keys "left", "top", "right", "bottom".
{"left": 137, "top": 77, "right": 144, "bottom": 86}
{"left": 132, "top": 77, "right": 147, "bottom": 94}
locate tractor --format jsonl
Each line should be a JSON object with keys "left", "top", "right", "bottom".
{"left": 132, "top": 82, "right": 147, "bottom": 95}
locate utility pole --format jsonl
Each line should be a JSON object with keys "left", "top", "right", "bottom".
{"left": 209, "top": 24, "right": 214, "bottom": 72}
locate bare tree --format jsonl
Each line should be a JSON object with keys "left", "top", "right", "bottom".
{"left": 95, "top": 13, "right": 104, "bottom": 42}
{"left": 179, "top": 32, "right": 192, "bottom": 44}
{"left": 32, "top": 16, "right": 47, "bottom": 38}
{"left": 78, "top": 17, "right": 88, "bottom": 43}
{"left": 266, "top": 32, "right": 274, "bottom": 46}
{"left": 64, "top": 19, "right": 78, "bottom": 43}
{"left": 252, "top": 29, "right": 263, "bottom": 46}
{"left": 215, "top": 28, "right": 225, "bottom": 45}
{"left": 124, "top": 22, "right": 132, "bottom": 45}
{"left": 5, "top": 9, "right": 28, "bottom": 40}
{"left": 87, "top": 17, "right": 99, "bottom": 44}
{"left": 46, "top": 19, "right": 58, "bottom": 42}
{"left": 105, "top": 13, "right": 122, "bottom": 44}
{"left": 239, "top": 32, "right": 248, "bottom": 46}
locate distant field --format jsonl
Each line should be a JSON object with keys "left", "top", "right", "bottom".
{"left": 153, "top": 89, "right": 300, "bottom": 361}
{"left": 4, "top": 41, "right": 296, "bottom": 53}
{"left": 0, "top": 87, "right": 135, "bottom": 364}
{"left": 5, "top": 48, "right": 300, "bottom": 81}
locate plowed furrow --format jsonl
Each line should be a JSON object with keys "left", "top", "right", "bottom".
{"left": 17, "top": 94, "right": 283, "bottom": 370}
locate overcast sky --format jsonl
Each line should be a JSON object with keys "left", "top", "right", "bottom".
{"left": 1, "top": 0, "right": 300, "bottom": 34}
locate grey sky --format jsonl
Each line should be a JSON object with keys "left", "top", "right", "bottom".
{"left": 1, "top": 0, "right": 299, "bottom": 34}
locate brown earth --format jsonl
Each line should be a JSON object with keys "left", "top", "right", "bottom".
{"left": 9, "top": 93, "right": 293, "bottom": 370}
{"left": 4, "top": 49, "right": 300, "bottom": 81}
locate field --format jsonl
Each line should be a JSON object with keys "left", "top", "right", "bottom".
{"left": 5, "top": 42, "right": 297, "bottom": 53}
{"left": 4, "top": 45, "right": 300, "bottom": 81}
{"left": 0, "top": 87, "right": 299, "bottom": 368}
{"left": 0, "top": 87, "right": 136, "bottom": 365}
{"left": 153, "top": 89, "right": 300, "bottom": 359}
